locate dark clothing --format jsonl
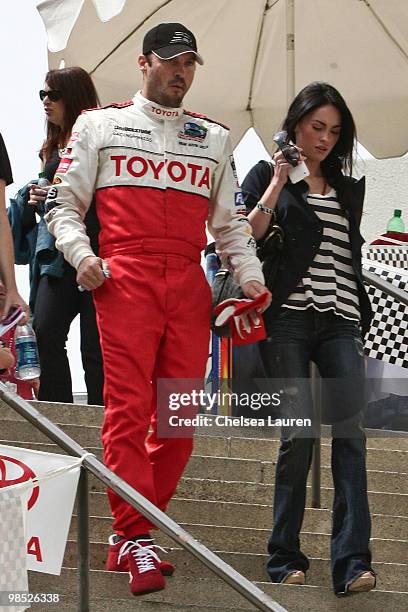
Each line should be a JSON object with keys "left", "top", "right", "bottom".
{"left": 8, "top": 184, "right": 64, "bottom": 310}
{"left": 241, "top": 161, "right": 373, "bottom": 336}
{"left": 10, "top": 147, "right": 103, "bottom": 404}
{"left": 34, "top": 264, "right": 104, "bottom": 404}
{"left": 0, "top": 133, "right": 13, "bottom": 185}
{"left": 262, "top": 308, "right": 372, "bottom": 595}
{"left": 241, "top": 161, "right": 374, "bottom": 594}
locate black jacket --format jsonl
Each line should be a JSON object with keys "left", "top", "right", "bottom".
{"left": 241, "top": 160, "right": 373, "bottom": 336}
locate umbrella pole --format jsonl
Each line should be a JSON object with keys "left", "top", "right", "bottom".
{"left": 286, "top": 0, "right": 295, "bottom": 104}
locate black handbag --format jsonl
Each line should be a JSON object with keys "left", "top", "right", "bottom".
{"left": 256, "top": 219, "right": 284, "bottom": 287}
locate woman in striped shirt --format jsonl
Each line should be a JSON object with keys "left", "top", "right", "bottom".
{"left": 242, "top": 82, "right": 375, "bottom": 596}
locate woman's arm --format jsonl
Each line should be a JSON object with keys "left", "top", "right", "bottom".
{"left": 0, "top": 134, "right": 29, "bottom": 319}
{"left": 243, "top": 153, "right": 291, "bottom": 241}
{"left": 0, "top": 180, "right": 29, "bottom": 318}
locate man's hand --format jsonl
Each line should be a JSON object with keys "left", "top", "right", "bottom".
{"left": 241, "top": 281, "right": 272, "bottom": 311}
{"left": 77, "top": 256, "right": 106, "bottom": 291}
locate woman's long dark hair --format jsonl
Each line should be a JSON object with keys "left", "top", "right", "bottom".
{"left": 281, "top": 82, "right": 356, "bottom": 182}
{"left": 42, "top": 66, "right": 100, "bottom": 161}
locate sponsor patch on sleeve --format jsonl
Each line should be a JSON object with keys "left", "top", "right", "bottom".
{"left": 44, "top": 186, "right": 58, "bottom": 213}
{"left": 56, "top": 158, "right": 73, "bottom": 174}
{"left": 235, "top": 192, "right": 245, "bottom": 206}
{"left": 229, "top": 155, "right": 238, "bottom": 181}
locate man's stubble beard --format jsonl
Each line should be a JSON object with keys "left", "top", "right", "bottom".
{"left": 146, "top": 76, "right": 187, "bottom": 108}
{"left": 159, "top": 91, "right": 184, "bottom": 108}
{"left": 156, "top": 83, "right": 186, "bottom": 108}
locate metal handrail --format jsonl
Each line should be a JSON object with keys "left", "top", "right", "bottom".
{"left": 310, "top": 267, "right": 408, "bottom": 508}
{"left": 310, "top": 366, "right": 321, "bottom": 509}
{"left": 0, "top": 383, "right": 287, "bottom": 612}
{"left": 363, "top": 269, "right": 408, "bottom": 306}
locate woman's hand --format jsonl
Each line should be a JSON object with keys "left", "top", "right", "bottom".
{"left": 271, "top": 147, "right": 306, "bottom": 190}
{"left": 270, "top": 150, "right": 292, "bottom": 189}
{"left": 1, "top": 287, "right": 29, "bottom": 324}
{"left": 30, "top": 378, "right": 40, "bottom": 398}
{"left": 0, "top": 345, "right": 15, "bottom": 370}
{"left": 28, "top": 183, "right": 50, "bottom": 207}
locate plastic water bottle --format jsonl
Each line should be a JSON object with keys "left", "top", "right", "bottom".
{"left": 37, "top": 171, "right": 51, "bottom": 215}
{"left": 14, "top": 323, "right": 41, "bottom": 380}
{"left": 386, "top": 209, "right": 405, "bottom": 233}
{"left": 38, "top": 171, "right": 51, "bottom": 188}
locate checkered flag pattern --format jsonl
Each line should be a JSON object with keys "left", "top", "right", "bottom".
{"left": 363, "top": 258, "right": 408, "bottom": 369}
{"left": 363, "top": 245, "right": 408, "bottom": 269}
{"left": 0, "top": 488, "right": 29, "bottom": 611}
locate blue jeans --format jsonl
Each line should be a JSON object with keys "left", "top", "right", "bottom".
{"left": 260, "top": 308, "right": 373, "bottom": 595}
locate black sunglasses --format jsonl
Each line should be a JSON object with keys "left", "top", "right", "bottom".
{"left": 39, "top": 89, "right": 62, "bottom": 102}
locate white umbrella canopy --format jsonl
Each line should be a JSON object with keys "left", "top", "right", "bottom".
{"left": 37, "top": 0, "right": 408, "bottom": 159}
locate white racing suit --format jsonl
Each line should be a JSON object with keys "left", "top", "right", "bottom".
{"left": 46, "top": 91, "right": 264, "bottom": 537}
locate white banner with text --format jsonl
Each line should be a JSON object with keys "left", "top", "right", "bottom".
{"left": 0, "top": 445, "right": 81, "bottom": 575}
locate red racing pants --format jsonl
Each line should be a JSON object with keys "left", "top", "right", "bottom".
{"left": 93, "top": 250, "right": 211, "bottom": 537}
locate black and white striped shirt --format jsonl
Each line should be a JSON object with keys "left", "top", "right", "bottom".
{"left": 284, "top": 189, "right": 360, "bottom": 322}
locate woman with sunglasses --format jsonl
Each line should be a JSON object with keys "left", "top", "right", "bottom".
{"left": 242, "top": 82, "right": 375, "bottom": 596}
{"left": 27, "top": 67, "right": 104, "bottom": 404}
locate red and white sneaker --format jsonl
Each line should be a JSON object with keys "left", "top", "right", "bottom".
{"left": 106, "top": 535, "right": 175, "bottom": 576}
{"left": 118, "top": 539, "right": 166, "bottom": 596}
{"left": 106, "top": 534, "right": 130, "bottom": 571}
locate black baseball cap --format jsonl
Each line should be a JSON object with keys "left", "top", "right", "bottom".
{"left": 143, "top": 22, "right": 204, "bottom": 65}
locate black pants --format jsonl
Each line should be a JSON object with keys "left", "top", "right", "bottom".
{"left": 33, "top": 264, "right": 104, "bottom": 404}
{"left": 261, "top": 308, "right": 372, "bottom": 594}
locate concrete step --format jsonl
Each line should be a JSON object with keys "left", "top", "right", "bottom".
{"left": 175, "top": 477, "right": 408, "bottom": 516}
{"left": 188, "top": 455, "right": 407, "bottom": 495}
{"left": 29, "top": 569, "right": 408, "bottom": 611}
{"left": 83, "top": 493, "right": 408, "bottom": 541}
{"left": 2, "top": 397, "right": 407, "bottom": 610}
{"left": 0, "top": 419, "right": 103, "bottom": 448}
{"left": 63, "top": 539, "right": 408, "bottom": 592}
{"left": 3, "top": 438, "right": 406, "bottom": 495}
{"left": 264, "top": 463, "right": 407, "bottom": 494}
{"left": 222, "top": 436, "right": 408, "bottom": 473}
{"left": 31, "top": 599, "right": 241, "bottom": 612}
{"left": 5, "top": 435, "right": 404, "bottom": 515}
{"left": 0, "top": 400, "right": 104, "bottom": 426}
{"left": 3, "top": 399, "right": 408, "bottom": 450}
{"left": 2, "top": 419, "right": 407, "bottom": 473}
{"left": 82, "top": 471, "right": 408, "bottom": 517}
{"left": 68, "top": 516, "right": 408, "bottom": 564}
{"left": 2, "top": 413, "right": 408, "bottom": 464}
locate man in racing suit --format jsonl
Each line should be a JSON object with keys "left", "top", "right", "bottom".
{"left": 46, "top": 22, "right": 270, "bottom": 596}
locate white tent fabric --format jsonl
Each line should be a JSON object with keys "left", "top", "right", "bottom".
{"left": 37, "top": 0, "right": 126, "bottom": 51}
{"left": 37, "top": 0, "right": 408, "bottom": 159}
